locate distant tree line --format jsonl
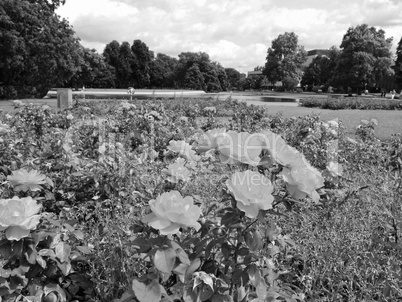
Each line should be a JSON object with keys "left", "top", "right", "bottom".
{"left": 100, "top": 42, "right": 233, "bottom": 92}
{"left": 1, "top": 0, "right": 402, "bottom": 98}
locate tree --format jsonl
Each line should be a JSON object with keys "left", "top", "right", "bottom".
{"left": 176, "top": 52, "right": 226, "bottom": 92}
{"left": 27, "top": 0, "right": 66, "bottom": 11}
{"left": 282, "top": 76, "right": 299, "bottom": 91}
{"left": 225, "top": 68, "right": 242, "bottom": 90}
{"left": 394, "top": 37, "right": 402, "bottom": 90}
{"left": 117, "top": 42, "right": 135, "bottom": 87}
{"left": 302, "top": 55, "right": 332, "bottom": 88}
{"left": 263, "top": 32, "right": 307, "bottom": 88}
{"left": 333, "top": 24, "right": 394, "bottom": 94}
{"left": 183, "top": 64, "right": 205, "bottom": 90}
{"left": 69, "top": 47, "right": 115, "bottom": 89}
{"left": 149, "top": 53, "right": 178, "bottom": 88}
{"left": 131, "top": 39, "right": 153, "bottom": 88}
{"left": 0, "top": 0, "right": 81, "bottom": 98}
{"left": 214, "top": 62, "right": 229, "bottom": 92}
{"left": 237, "top": 74, "right": 248, "bottom": 91}
{"left": 103, "top": 40, "right": 120, "bottom": 85}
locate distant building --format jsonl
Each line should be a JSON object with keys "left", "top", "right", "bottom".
{"left": 247, "top": 70, "right": 263, "bottom": 77}
{"left": 303, "top": 49, "right": 331, "bottom": 67}
{"left": 246, "top": 70, "right": 282, "bottom": 88}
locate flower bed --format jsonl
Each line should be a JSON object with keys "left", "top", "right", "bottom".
{"left": 0, "top": 99, "right": 401, "bottom": 301}
{"left": 300, "top": 96, "right": 402, "bottom": 110}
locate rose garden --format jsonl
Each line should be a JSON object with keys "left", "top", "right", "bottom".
{"left": 0, "top": 96, "right": 401, "bottom": 302}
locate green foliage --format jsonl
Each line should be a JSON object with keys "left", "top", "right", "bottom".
{"left": 69, "top": 47, "right": 115, "bottom": 89}
{"left": 301, "top": 47, "right": 341, "bottom": 89}
{"left": 282, "top": 77, "right": 299, "bottom": 91}
{"left": 395, "top": 37, "right": 402, "bottom": 90}
{"left": 224, "top": 68, "right": 244, "bottom": 90}
{"left": 117, "top": 42, "right": 135, "bottom": 88}
{"left": 333, "top": 24, "right": 394, "bottom": 92}
{"left": 131, "top": 40, "right": 153, "bottom": 88}
{"left": 300, "top": 97, "right": 402, "bottom": 110}
{"left": 149, "top": 54, "right": 178, "bottom": 88}
{"left": 264, "top": 32, "right": 307, "bottom": 87}
{"left": 176, "top": 52, "right": 228, "bottom": 92}
{"left": 102, "top": 43, "right": 230, "bottom": 92}
{"left": 0, "top": 0, "right": 81, "bottom": 98}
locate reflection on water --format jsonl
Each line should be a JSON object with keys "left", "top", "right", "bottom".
{"left": 211, "top": 94, "right": 299, "bottom": 104}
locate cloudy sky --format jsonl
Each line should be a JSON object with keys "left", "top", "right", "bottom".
{"left": 56, "top": 0, "right": 402, "bottom": 74}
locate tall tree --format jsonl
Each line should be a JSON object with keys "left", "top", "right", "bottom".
{"left": 117, "top": 42, "right": 135, "bottom": 87}
{"left": 149, "top": 53, "right": 178, "bottom": 88}
{"left": 263, "top": 32, "right": 307, "bottom": 87}
{"left": 183, "top": 64, "right": 205, "bottom": 90}
{"left": 394, "top": 37, "right": 402, "bottom": 90}
{"left": 176, "top": 52, "right": 226, "bottom": 92}
{"left": 333, "top": 24, "right": 394, "bottom": 93}
{"left": 302, "top": 55, "right": 331, "bottom": 87}
{"left": 214, "top": 62, "right": 229, "bottom": 92}
{"left": 70, "top": 47, "right": 115, "bottom": 89}
{"left": 225, "top": 68, "right": 242, "bottom": 90}
{"left": 103, "top": 40, "right": 121, "bottom": 87}
{"left": 27, "top": 0, "right": 66, "bottom": 11}
{"left": 131, "top": 39, "right": 153, "bottom": 88}
{"left": 0, "top": 0, "right": 81, "bottom": 98}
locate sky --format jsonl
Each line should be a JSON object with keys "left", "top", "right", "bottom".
{"left": 56, "top": 0, "right": 402, "bottom": 74}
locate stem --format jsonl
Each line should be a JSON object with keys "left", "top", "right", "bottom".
{"left": 242, "top": 219, "right": 259, "bottom": 235}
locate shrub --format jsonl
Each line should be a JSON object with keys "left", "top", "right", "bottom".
{"left": 300, "top": 97, "right": 402, "bottom": 110}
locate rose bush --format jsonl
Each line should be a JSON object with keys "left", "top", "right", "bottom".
{"left": 226, "top": 170, "right": 274, "bottom": 218}
{"left": 2, "top": 98, "right": 398, "bottom": 301}
{"left": 142, "top": 190, "right": 201, "bottom": 235}
{"left": 0, "top": 196, "right": 42, "bottom": 241}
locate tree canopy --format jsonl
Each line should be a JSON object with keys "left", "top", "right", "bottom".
{"left": 263, "top": 32, "right": 307, "bottom": 85}
{"left": 0, "top": 0, "right": 81, "bottom": 98}
{"left": 69, "top": 47, "right": 115, "bottom": 89}
{"left": 394, "top": 37, "right": 402, "bottom": 89}
{"left": 301, "top": 47, "right": 341, "bottom": 89}
{"left": 131, "top": 39, "right": 153, "bottom": 88}
{"left": 149, "top": 53, "right": 178, "bottom": 88}
{"left": 224, "top": 68, "right": 243, "bottom": 90}
{"left": 175, "top": 52, "right": 228, "bottom": 92}
{"left": 333, "top": 24, "right": 394, "bottom": 93}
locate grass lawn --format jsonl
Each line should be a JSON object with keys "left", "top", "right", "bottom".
{"left": 260, "top": 105, "right": 402, "bottom": 139}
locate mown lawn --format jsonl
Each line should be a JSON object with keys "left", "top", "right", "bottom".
{"left": 253, "top": 105, "right": 402, "bottom": 139}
